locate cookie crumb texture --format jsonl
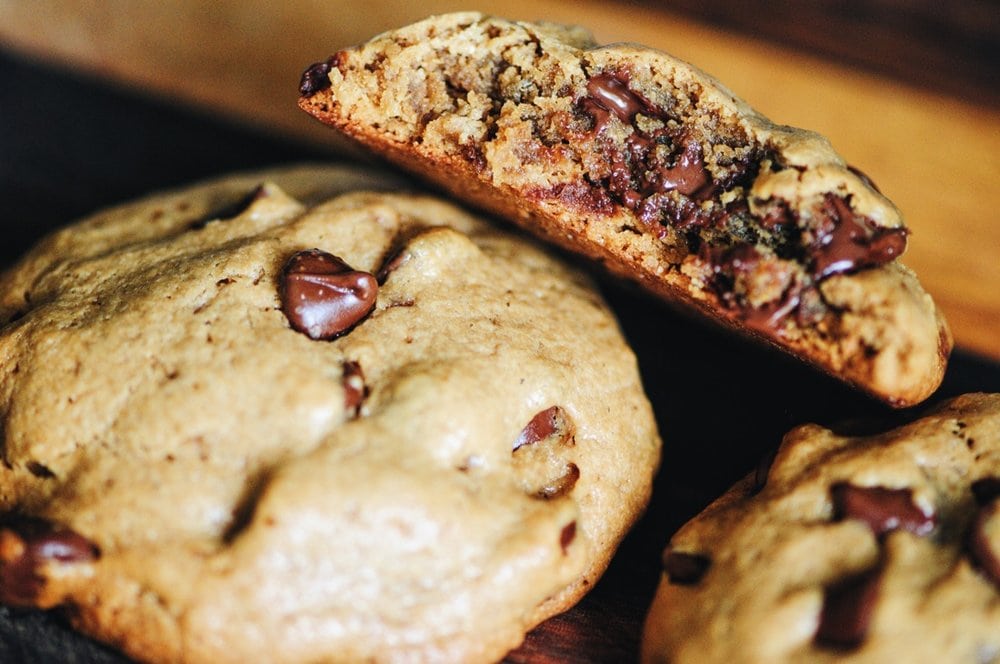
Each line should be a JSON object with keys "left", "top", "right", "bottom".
{"left": 642, "top": 393, "right": 1000, "bottom": 663}
{"left": 299, "top": 11, "right": 950, "bottom": 407}
{"left": 0, "top": 165, "right": 660, "bottom": 663}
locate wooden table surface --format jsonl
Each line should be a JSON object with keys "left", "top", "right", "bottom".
{"left": 0, "top": 4, "right": 998, "bottom": 663}
{"left": 1, "top": 0, "right": 997, "bottom": 360}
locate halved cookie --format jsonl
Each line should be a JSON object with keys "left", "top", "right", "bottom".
{"left": 0, "top": 165, "right": 660, "bottom": 663}
{"left": 298, "top": 12, "right": 951, "bottom": 407}
{"left": 642, "top": 392, "right": 1000, "bottom": 663}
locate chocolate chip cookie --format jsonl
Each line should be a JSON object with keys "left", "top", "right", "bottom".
{"left": 642, "top": 392, "right": 1000, "bottom": 663}
{"left": 0, "top": 164, "right": 661, "bottom": 663}
{"left": 298, "top": 12, "right": 951, "bottom": 407}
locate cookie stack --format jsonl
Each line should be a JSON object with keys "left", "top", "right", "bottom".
{"left": 0, "top": 11, "right": 995, "bottom": 664}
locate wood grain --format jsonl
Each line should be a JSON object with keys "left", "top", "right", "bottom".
{"left": 1, "top": 0, "right": 997, "bottom": 359}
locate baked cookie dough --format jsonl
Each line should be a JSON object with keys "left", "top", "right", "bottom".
{"left": 298, "top": 12, "right": 951, "bottom": 407}
{"left": 642, "top": 392, "right": 1000, "bottom": 663}
{"left": 0, "top": 164, "right": 661, "bottom": 663}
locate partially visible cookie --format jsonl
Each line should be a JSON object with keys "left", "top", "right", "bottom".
{"left": 298, "top": 12, "right": 951, "bottom": 407}
{"left": 0, "top": 165, "right": 661, "bottom": 663}
{"left": 642, "top": 393, "right": 1000, "bottom": 663}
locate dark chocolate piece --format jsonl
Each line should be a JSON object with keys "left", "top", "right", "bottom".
{"left": 342, "top": 360, "right": 368, "bottom": 417}
{"left": 662, "top": 549, "right": 711, "bottom": 586}
{"left": 815, "top": 567, "right": 881, "bottom": 649}
{"left": 537, "top": 463, "right": 580, "bottom": 500}
{"left": 584, "top": 72, "right": 651, "bottom": 127}
{"left": 560, "top": 521, "right": 577, "bottom": 554}
{"left": 279, "top": 249, "right": 378, "bottom": 340}
{"left": 0, "top": 518, "right": 98, "bottom": 607}
{"left": 513, "top": 406, "right": 566, "bottom": 451}
{"left": 299, "top": 54, "right": 341, "bottom": 96}
{"left": 809, "top": 196, "right": 907, "bottom": 280}
{"left": 831, "top": 483, "right": 935, "bottom": 537}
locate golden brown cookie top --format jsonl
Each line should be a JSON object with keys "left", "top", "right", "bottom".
{"left": 0, "top": 164, "right": 660, "bottom": 663}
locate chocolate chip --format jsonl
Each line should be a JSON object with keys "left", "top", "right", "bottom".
{"left": 537, "top": 462, "right": 580, "bottom": 500}
{"left": 815, "top": 567, "right": 881, "bottom": 649}
{"left": 279, "top": 249, "right": 378, "bottom": 340}
{"left": 0, "top": 518, "right": 98, "bottom": 607}
{"left": 645, "top": 142, "right": 711, "bottom": 197}
{"left": 560, "top": 521, "right": 577, "bottom": 554}
{"left": 969, "top": 500, "right": 1000, "bottom": 587}
{"left": 187, "top": 185, "right": 267, "bottom": 230}
{"left": 662, "top": 549, "right": 711, "bottom": 585}
{"left": 809, "top": 195, "right": 908, "bottom": 280}
{"left": 583, "top": 72, "right": 652, "bottom": 127}
{"left": 831, "top": 483, "right": 935, "bottom": 537}
{"left": 299, "top": 54, "right": 341, "bottom": 96}
{"left": 513, "top": 406, "right": 566, "bottom": 451}
{"left": 342, "top": 360, "right": 368, "bottom": 417}
{"left": 971, "top": 477, "right": 1000, "bottom": 505}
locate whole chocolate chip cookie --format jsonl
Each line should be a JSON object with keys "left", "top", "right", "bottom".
{"left": 298, "top": 12, "right": 951, "bottom": 407}
{"left": 642, "top": 392, "right": 1000, "bottom": 663}
{"left": 0, "top": 164, "right": 661, "bottom": 663}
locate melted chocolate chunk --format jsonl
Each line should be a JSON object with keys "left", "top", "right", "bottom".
{"left": 299, "top": 54, "right": 341, "bottom": 96}
{"left": 815, "top": 567, "right": 881, "bottom": 649}
{"left": 646, "top": 142, "right": 711, "bottom": 197}
{"left": 0, "top": 518, "right": 98, "bottom": 607}
{"left": 584, "top": 72, "right": 652, "bottom": 127}
{"left": 703, "top": 243, "right": 803, "bottom": 334}
{"left": 831, "top": 483, "right": 935, "bottom": 537}
{"left": 809, "top": 196, "right": 908, "bottom": 279}
{"left": 280, "top": 249, "right": 378, "bottom": 340}
{"left": 968, "top": 501, "right": 1000, "bottom": 587}
{"left": 662, "top": 549, "right": 711, "bottom": 586}
{"left": 342, "top": 361, "right": 368, "bottom": 417}
{"left": 513, "top": 406, "right": 566, "bottom": 452}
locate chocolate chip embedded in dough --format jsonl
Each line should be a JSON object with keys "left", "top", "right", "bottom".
{"left": 342, "top": 361, "right": 369, "bottom": 417}
{"left": 809, "top": 195, "right": 908, "bottom": 280}
{"left": 513, "top": 406, "right": 568, "bottom": 451}
{"left": 0, "top": 518, "right": 98, "bottom": 607}
{"left": 815, "top": 567, "right": 881, "bottom": 649}
{"left": 662, "top": 549, "right": 711, "bottom": 586}
{"left": 280, "top": 249, "right": 378, "bottom": 340}
{"left": 559, "top": 521, "right": 577, "bottom": 555}
{"left": 299, "top": 54, "right": 342, "bottom": 96}
{"left": 830, "top": 483, "right": 935, "bottom": 537}
{"left": 536, "top": 463, "right": 580, "bottom": 500}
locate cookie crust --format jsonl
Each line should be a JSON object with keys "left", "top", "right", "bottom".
{"left": 0, "top": 165, "right": 661, "bottom": 663}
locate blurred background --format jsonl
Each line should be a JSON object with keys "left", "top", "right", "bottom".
{"left": 1, "top": 0, "right": 998, "bottom": 359}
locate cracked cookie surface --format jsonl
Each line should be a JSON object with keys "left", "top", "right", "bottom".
{"left": 642, "top": 392, "right": 1000, "bottom": 664}
{"left": 299, "top": 11, "right": 950, "bottom": 407}
{"left": 0, "top": 164, "right": 661, "bottom": 664}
